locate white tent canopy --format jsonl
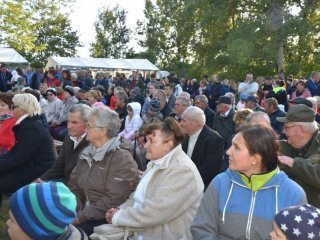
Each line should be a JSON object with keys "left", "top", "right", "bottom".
{"left": 0, "top": 48, "right": 29, "bottom": 66}
{"left": 46, "top": 56, "right": 159, "bottom": 71}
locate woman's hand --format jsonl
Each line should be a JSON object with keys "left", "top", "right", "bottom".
{"left": 72, "top": 217, "right": 80, "bottom": 226}
{"left": 105, "top": 208, "right": 119, "bottom": 223}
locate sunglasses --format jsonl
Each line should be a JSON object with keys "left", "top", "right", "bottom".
{"left": 12, "top": 105, "right": 19, "bottom": 109}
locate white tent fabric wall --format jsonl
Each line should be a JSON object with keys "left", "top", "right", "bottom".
{"left": 46, "top": 56, "right": 159, "bottom": 71}
{"left": 0, "top": 48, "right": 29, "bottom": 67}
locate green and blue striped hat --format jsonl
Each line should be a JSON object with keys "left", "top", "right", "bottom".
{"left": 9, "top": 182, "right": 77, "bottom": 240}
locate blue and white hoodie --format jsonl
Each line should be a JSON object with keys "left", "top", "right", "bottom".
{"left": 191, "top": 168, "right": 306, "bottom": 240}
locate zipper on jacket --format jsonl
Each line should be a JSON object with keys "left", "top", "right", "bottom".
{"left": 246, "top": 191, "right": 257, "bottom": 240}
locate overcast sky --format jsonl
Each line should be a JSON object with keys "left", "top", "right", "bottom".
{"left": 69, "top": 0, "right": 146, "bottom": 57}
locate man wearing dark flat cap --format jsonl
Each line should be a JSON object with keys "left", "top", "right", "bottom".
{"left": 212, "top": 96, "right": 235, "bottom": 148}
{"left": 277, "top": 104, "right": 320, "bottom": 208}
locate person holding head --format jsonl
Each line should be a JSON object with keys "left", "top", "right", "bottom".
{"left": 191, "top": 124, "right": 306, "bottom": 239}
{"left": 67, "top": 107, "right": 139, "bottom": 236}
{"left": 181, "top": 106, "right": 224, "bottom": 189}
{"left": 49, "top": 86, "right": 78, "bottom": 140}
{"left": 7, "top": 182, "right": 88, "bottom": 240}
{"left": 194, "top": 94, "right": 215, "bottom": 129}
{"left": 0, "top": 93, "right": 55, "bottom": 206}
{"left": 102, "top": 118, "right": 204, "bottom": 239}
{"left": 37, "top": 104, "right": 91, "bottom": 183}
{"left": 277, "top": 104, "right": 320, "bottom": 208}
{"left": 0, "top": 93, "right": 16, "bottom": 154}
{"left": 46, "top": 88, "right": 62, "bottom": 124}
{"left": 153, "top": 89, "right": 175, "bottom": 119}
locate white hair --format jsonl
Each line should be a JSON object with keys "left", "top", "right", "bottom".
{"left": 306, "top": 97, "right": 317, "bottom": 111}
{"left": 295, "top": 121, "right": 318, "bottom": 134}
{"left": 184, "top": 106, "right": 206, "bottom": 127}
{"left": 13, "top": 93, "right": 41, "bottom": 116}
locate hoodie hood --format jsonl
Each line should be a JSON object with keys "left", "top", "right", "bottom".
{"left": 128, "top": 102, "right": 141, "bottom": 117}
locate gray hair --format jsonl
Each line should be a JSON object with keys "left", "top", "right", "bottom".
{"left": 195, "top": 95, "right": 208, "bottom": 105}
{"left": 296, "top": 121, "right": 319, "bottom": 134}
{"left": 246, "top": 111, "right": 271, "bottom": 125}
{"left": 13, "top": 93, "right": 41, "bottom": 116}
{"left": 183, "top": 106, "right": 206, "bottom": 127}
{"left": 69, "top": 104, "right": 91, "bottom": 122}
{"left": 225, "top": 92, "right": 235, "bottom": 105}
{"left": 180, "top": 92, "right": 191, "bottom": 100}
{"left": 176, "top": 96, "right": 191, "bottom": 107}
{"left": 88, "top": 107, "right": 120, "bottom": 138}
{"left": 115, "top": 91, "right": 128, "bottom": 102}
{"left": 306, "top": 97, "right": 317, "bottom": 111}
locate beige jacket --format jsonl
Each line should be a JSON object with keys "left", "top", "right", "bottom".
{"left": 112, "top": 144, "right": 204, "bottom": 240}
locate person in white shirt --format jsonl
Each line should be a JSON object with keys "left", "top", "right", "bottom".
{"left": 238, "top": 73, "right": 259, "bottom": 96}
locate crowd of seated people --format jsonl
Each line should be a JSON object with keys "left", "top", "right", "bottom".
{"left": 1, "top": 65, "right": 320, "bottom": 239}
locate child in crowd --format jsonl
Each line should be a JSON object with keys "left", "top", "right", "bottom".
{"left": 7, "top": 182, "right": 88, "bottom": 240}
{"left": 118, "top": 102, "right": 143, "bottom": 144}
{"left": 270, "top": 204, "right": 320, "bottom": 240}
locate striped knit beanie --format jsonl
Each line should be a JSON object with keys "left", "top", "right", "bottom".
{"left": 9, "top": 182, "right": 77, "bottom": 240}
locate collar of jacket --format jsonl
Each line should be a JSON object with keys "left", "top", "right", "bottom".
{"left": 238, "top": 167, "right": 279, "bottom": 192}
{"left": 148, "top": 144, "right": 182, "bottom": 170}
{"left": 80, "top": 137, "right": 120, "bottom": 165}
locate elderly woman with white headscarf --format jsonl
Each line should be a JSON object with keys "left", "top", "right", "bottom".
{"left": 0, "top": 93, "right": 55, "bottom": 207}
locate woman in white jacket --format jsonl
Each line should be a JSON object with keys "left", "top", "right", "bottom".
{"left": 102, "top": 118, "right": 204, "bottom": 239}
{"left": 118, "top": 102, "right": 143, "bottom": 144}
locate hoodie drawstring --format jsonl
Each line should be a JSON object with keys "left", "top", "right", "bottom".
{"left": 222, "top": 182, "right": 234, "bottom": 223}
{"left": 275, "top": 186, "right": 279, "bottom": 214}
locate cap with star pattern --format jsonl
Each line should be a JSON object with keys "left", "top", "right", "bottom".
{"left": 274, "top": 204, "right": 320, "bottom": 239}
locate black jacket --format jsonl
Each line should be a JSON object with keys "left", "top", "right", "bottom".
{"left": 212, "top": 108, "right": 235, "bottom": 148}
{"left": 41, "top": 135, "right": 89, "bottom": 182}
{"left": 269, "top": 108, "right": 286, "bottom": 136}
{"left": 0, "top": 116, "right": 55, "bottom": 186}
{"left": 182, "top": 125, "right": 224, "bottom": 189}
{"left": 204, "top": 107, "right": 215, "bottom": 129}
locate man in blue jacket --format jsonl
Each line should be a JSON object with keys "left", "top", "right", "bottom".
{"left": 306, "top": 71, "right": 319, "bottom": 96}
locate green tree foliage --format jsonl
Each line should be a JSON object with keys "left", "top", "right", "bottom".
{"left": 0, "top": 0, "right": 80, "bottom": 66}
{"left": 139, "top": 0, "right": 320, "bottom": 79}
{"left": 90, "top": 5, "right": 134, "bottom": 58}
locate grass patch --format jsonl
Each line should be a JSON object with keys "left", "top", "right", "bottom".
{"left": 0, "top": 196, "right": 10, "bottom": 240}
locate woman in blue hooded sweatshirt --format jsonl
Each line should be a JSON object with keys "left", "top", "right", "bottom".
{"left": 191, "top": 124, "right": 306, "bottom": 240}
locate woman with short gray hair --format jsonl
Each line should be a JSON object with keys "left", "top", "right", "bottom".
{"left": 68, "top": 106, "right": 139, "bottom": 236}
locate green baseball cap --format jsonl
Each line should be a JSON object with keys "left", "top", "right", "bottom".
{"left": 276, "top": 104, "right": 315, "bottom": 122}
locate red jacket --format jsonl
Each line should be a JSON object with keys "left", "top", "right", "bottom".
{"left": 0, "top": 117, "right": 17, "bottom": 154}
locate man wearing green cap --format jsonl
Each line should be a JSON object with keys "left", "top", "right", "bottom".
{"left": 277, "top": 104, "right": 320, "bottom": 208}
